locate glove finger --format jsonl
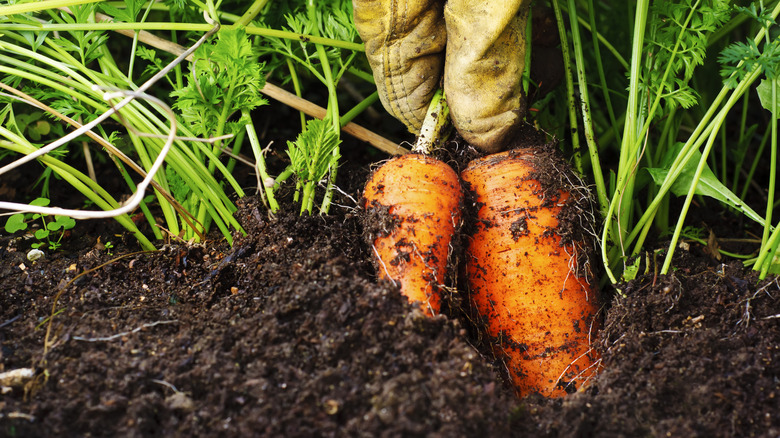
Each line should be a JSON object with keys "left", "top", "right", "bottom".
{"left": 444, "top": 0, "right": 530, "bottom": 152}
{"left": 353, "top": 0, "right": 446, "bottom": 134}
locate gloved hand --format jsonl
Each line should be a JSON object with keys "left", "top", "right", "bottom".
{"left": 353, "top": 0, "right": 530, "bottom": 153}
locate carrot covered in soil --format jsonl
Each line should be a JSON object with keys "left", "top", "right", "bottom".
{"left": 362, "top": 90, "right": 462, "bottom": 315}
{"left": 362, "top": 154, "right": 462, "bottom": 315}
{"left": 461, "top": 148, "right": 600, "bottom": 397}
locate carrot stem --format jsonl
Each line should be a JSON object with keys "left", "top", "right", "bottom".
{"left": 412, "top": 89, "right": 450, "bottom": 155}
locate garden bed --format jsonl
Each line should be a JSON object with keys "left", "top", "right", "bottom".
{"left": 2, "top": 2, "right": 780, "bottom": 436}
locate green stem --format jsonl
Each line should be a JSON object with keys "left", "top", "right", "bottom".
{"left": 721, "top": 124, "right": 729, "bottom": 189}
{"left": 758, "top": 228, "right": 780, "bottom": 278}
{"left": 629, "top": 70, "right": 759, "bottom": 268}
{"left": 566, "top": 0, "right": 608, "bottom": 214}
{"left": 307, "top": 0, "right": 340, "bottom": 215}
{"left": 632, "top": 1, "right": 702, "bottom": 167}
{"left": 204, "top": 0, "right": 219, "bottom": 24}
{"left": 634, "top": 65, "right": 764, "bottom": 250}
{"left": 551, "top": 0, "right": 582, "bottom": 170}
{"left": 601, "top": 0, "right": 649, "bottom": 283}
{"left": 286, "top": 58, "right": 307, "bottom": 131}
{"left": 236, "top": 0, "right": 270, "bottom": 26}
{"left": 763, "top": 54, "right": 778, "bottom": 257}
{"left": 659, "top": 67, "right": 762, "bottom": 273}
{"left": 92, "top": 45, "right": 185, "bottom": 236}
{"left": 131, "top": 133, "right": 181, "bottom": 236}
{"left": 170, "top": 11, "right": 184, "bottom": 91}
{"left": 755, "top": 78, "right": 779, "bottom": 276}
{"left": 0, "top": 45, "right": 182, "bottom": 237}
{"left": 273, "top": 167, "right": 295, "bottom": 193}
{"left": 740, "top": 123, "right": 771, "bottom": 201}
{"left": 731, "top": 92, "right": 751, "bottom": 194}
{"left": 2, "top": 28, "right": 245, "bottom": 242}
{"left": 347, "top": 66, "right": 375, "bottom": 84}
{"left": 0, "top": 135, "right": 156, "bottom": 250}
{"left": 586, "top": 0, "right": 621, "bottom": 146}
{"left": 340, "top": 91, "right": 380, "bottom": 127}
{"left": 226, "top": 128, "right": 246, "bottom": 175}
{"left": 210, "top": 84, "right": 237, "bottom": 173}
{"left": 126, "top": 0, "right": 156, "bottom": 81}
{"left": 0, "top": 0, "right": 101, "bottom": 16}
{"left": 661, "top": 113, "right": 723, "bottom": 273}
{"left": 559, "top": 2, "right": 629, "bottom": 70}
{"left": 681, "top": 235, "right": 754, "bottom": 260}
{"left": 111, "top": 156, "right": 164, "bottom": 240}
{"left": 244, "top": 110, "right": 279, "bottom": 212}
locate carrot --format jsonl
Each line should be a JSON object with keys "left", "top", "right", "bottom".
{"left": 461, "top": 148, "right": 600, "bottom": 397}
{"left": 362, "top": 153, "right": 462, "bottom": 315}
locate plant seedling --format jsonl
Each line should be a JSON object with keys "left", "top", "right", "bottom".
{"left": 4, "top": 198, "right": 76, "bottom": 250}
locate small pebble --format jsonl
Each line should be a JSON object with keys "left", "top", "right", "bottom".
{"left": 26, "top": 249, "right": 44, "bottom": 262}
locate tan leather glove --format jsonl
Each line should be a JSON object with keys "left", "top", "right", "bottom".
{"left": 353, "top": 0, "right": 530, "bottom": 153}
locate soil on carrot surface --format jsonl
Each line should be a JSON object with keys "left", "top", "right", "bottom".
{"left": 2, "top": 144, "right": 780, "bottom": 437}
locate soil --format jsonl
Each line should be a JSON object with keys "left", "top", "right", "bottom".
{"left": 2, "top": 131, "right": 780, "bottom": 437}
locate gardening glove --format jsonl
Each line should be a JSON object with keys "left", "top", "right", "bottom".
{"left": 352, "top": 0, "right": 446, "bottom": 134}
{"left": 353, "top": 0, "right": 530, "bottom": 153}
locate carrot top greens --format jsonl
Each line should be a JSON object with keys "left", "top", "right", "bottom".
{"left": 550, "top": 0, "right": 780, "bottom": 283}
{"left": 0, "top": 0, "right": 376, "bottom": 248}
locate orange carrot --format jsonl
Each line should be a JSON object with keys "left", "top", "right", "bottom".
{"left": 363, "top": 153, "right": 462, "bottom": 315}
{"left": 461, "top": 148, "right": 600, "bottom": 397}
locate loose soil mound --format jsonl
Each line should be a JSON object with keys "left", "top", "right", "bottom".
{"left": 1, "top": 201, "right": 515, "bottom": 436}
{"left": 2, "top": 183, "right": 780, "bottom": 438}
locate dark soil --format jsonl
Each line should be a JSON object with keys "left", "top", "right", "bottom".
{"left": 2, "top": 140, "right": 780, "bottom": 437}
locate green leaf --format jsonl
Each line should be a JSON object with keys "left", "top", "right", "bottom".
{"left": 165, "top": 166, "right": 191, "bottom": 200}
{"left": 34, "top": 229, "right": 50, "bottom": 240}
{"left": 286, "top": 118, "right": 341, "bottom": 184}
{"left": 19, "top": 30, "right": 49, "bottom": 51}
{"left": 49, "top": 215, "right": 76, "bottom": 231}
{"left": 719, "top": 2, "right": 780, "bottom": 87}
{"left": 27, "top": 120, "right": 51, "bottom": 141}
{"left": 210, "top": 28, "right": 255, "bottom": 68}
{"left": 30, "top": 197, "right": 51, "bottom": 207}
{"left": 172, "top": 28, "right": 267, "bottom": 138}
{"left": 99, "top": 3, "right": 133, "bottom": 22}
{"left": 136, "top": 45, "right": 159, "bottom": 63}
{"left": 14, "top": 113, "right": 41, "bottom": 135}
{"left": 646, "top": 143, "right": 765, "bottom": 226}
{"left": 766, "top": 255, "right": 780, "bottom": 275}
{"left": 4, "top": 213, "right": 28, "bottom": 233}
{"left": 644, "top": 0, "right": 730, "bottom": 113}
{"left": 756, "top": 77, "right": 780, "bottom": 118}
{"left": 99, "top": 0, "right": 148, "bottom": 23}
{"left": 621, "top": 255, "right": 643, "bottom": 282}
